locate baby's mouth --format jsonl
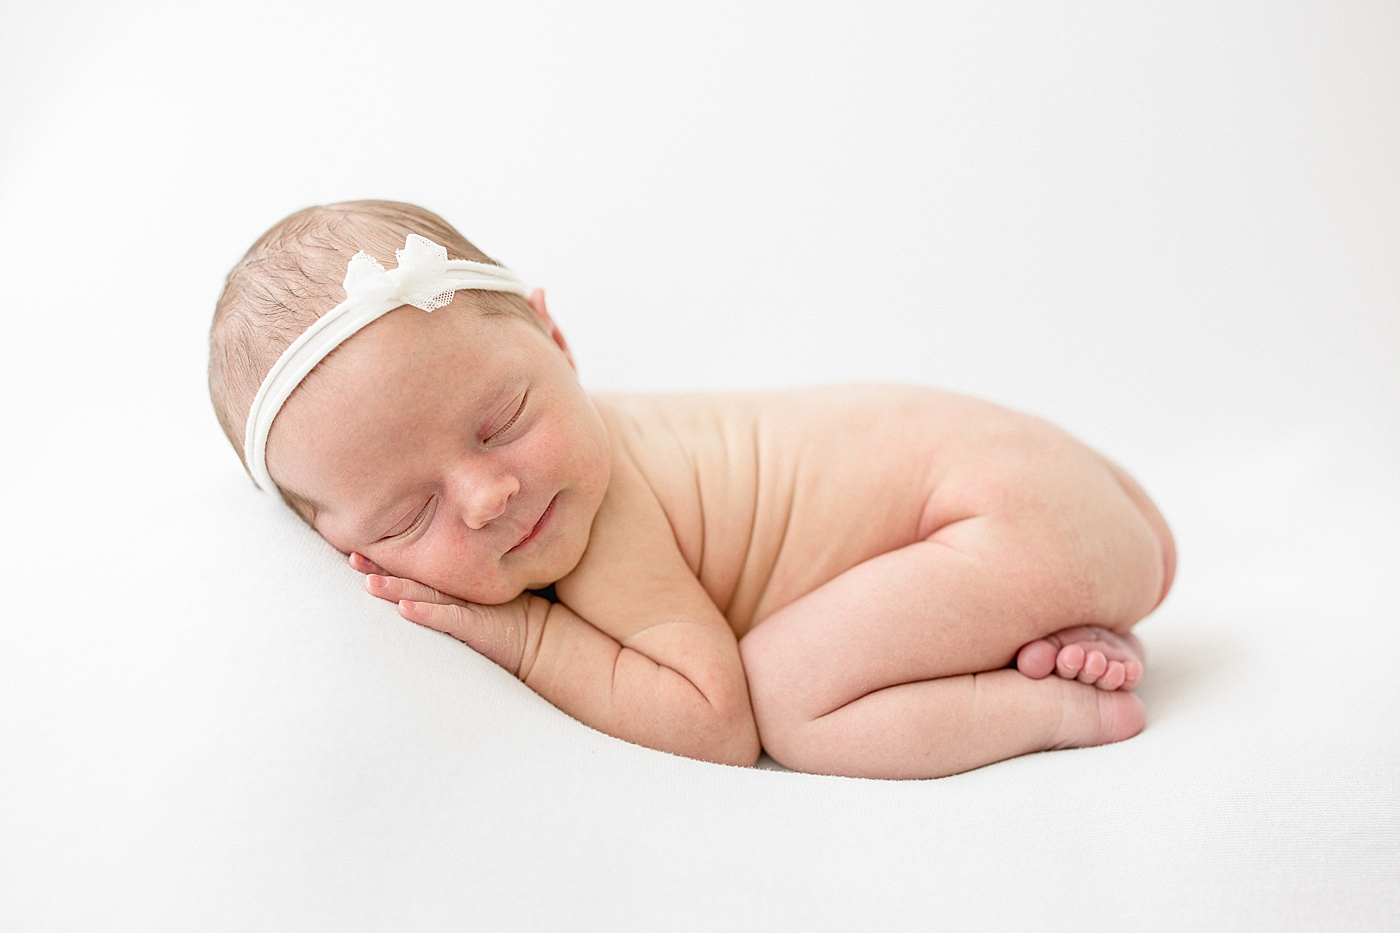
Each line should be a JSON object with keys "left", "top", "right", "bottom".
{"left": 508, "top": 495, "right": 558, "bottom": 553}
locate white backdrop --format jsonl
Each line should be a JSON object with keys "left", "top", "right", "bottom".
{"left": 2, "top": 2, "right": 1397, "bottom": 930}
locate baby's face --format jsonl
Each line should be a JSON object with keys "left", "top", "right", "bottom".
{"left": 265, "top": 295, "right": 610, "bottom": 604}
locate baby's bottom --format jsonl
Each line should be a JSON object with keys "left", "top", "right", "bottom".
{"left": 739, "top": 479, "right": 1171, "bottom": 779}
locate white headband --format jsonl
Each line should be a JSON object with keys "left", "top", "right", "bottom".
{"left": 243, "top": 233, "right": 532, "bottom": 497}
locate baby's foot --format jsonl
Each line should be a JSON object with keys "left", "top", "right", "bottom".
{"left": 1050, "top": 681, "right": 1146, "bottom": 750}
{"left": 1015, "top": 626, "right": 1144, "bottom": 691}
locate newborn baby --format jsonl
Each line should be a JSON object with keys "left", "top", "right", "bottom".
{"left": 209, "top": 200, "right": 1175, "bottom": 779}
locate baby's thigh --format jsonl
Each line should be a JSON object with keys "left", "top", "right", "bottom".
{"left": 741, "top": 446, "right": 1166, "bottom": 735}
{"left": 739, "top": 529, "right": 1052, "bottom": 738}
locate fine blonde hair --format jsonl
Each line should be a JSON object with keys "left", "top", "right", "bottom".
{"left": 208, "top": 200, "right": 533, "bottom": 476}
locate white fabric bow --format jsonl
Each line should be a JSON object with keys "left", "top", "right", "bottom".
{"left": 344, "top": 234, "right": 461, "bottom": 312}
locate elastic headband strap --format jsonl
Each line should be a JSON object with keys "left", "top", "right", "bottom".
{"left": 243, "top": 233, "right": 531, "bottom": 497}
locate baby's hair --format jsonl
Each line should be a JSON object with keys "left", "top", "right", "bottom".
{"left": 208, "top": 200, "right": 535, "bottom": 481}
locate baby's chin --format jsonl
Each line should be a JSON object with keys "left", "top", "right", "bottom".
{"left": 435, "top": 553, "right": 581, "bottom": 606}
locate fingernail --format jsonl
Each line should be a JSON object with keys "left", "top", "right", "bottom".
{"left": 400, "top": 600, "right": 415, "bottom": 612}
{"left": 368, "top": 574, "right": 385, "bottom": 588}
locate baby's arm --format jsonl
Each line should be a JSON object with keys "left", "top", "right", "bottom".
{"left": 357, "top": 456, "right": 761, "bottom": 767}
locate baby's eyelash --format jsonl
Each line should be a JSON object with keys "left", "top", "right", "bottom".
{"left": 488, "top": 391, "right": 528, "bottom": 441}
{"left": 386, "top": 499, "right": 432, "bottom": 542}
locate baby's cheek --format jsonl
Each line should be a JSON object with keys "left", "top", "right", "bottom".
{"left": 423, "top": 555, "right": 521, "bottom": 606}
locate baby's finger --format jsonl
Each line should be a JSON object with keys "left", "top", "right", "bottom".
{"left": 398, "top": 599, "right": 524, "bottom": 673}
{"left": 348, "top": 552, "right": 388, "bottom": 575}
{"left": 366, "top": 574, "right": 470, "bottom": 607}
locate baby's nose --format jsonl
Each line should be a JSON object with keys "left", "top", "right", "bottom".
{"left": 463, "top": 473, "right": 520, "bottom": 530}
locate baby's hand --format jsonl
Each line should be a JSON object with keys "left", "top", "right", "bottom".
{"left": 348, "top": 552, "right": 541, "bottom": 677}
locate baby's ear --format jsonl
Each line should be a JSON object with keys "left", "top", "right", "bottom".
{"left": 527, "top": 289, "right": 577, "bottom": 371}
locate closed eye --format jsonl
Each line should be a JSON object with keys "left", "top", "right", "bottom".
{"left": 382, "top": 498, "right": 433, "bottom": 542}
{"left": 487, "top": 390, "right": 528, "bottom": 442}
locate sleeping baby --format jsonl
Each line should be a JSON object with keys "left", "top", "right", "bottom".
{"left": 208, "top": 200, "right": 1175, "bottom": 779}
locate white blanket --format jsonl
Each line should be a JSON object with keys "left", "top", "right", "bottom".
{"left": 2, "top": 3, "right": 1396, "bottom": 929}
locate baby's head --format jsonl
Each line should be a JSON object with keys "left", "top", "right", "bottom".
{"left": 209, "top": 201, "right": 610, "bottom": 604}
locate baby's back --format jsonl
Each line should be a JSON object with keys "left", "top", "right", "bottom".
{"left": 595, "top": 385, "right": 1049, "bottom": 637}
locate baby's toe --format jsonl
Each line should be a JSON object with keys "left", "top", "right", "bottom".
{"left": 1016, "top": 639, "right": 1059, "bottom": 679}
{"left": 1056, "top": 644, "right": 1086, "bottom": 679}
{"left": 1098, "top": 660, "right": 1127, "bottom": 691}
{"left": 1122, "top": 659, "right": 1144, "bottom": 690}
{"left": 1078, "top": 649, "right": 1109, "bottom": 684}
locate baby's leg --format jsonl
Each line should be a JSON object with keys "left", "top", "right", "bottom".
{"left": 740, "top": 458, "right": 1170, "bottom": 779}
{"left": 777, "top": 668, "right": 1144, "bottom": 779}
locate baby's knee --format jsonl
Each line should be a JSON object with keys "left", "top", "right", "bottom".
{"left": 739, "top": 634, "right": 826, "bottom": 770}
{"left": 745, "top": 695, "right": 826, "bottom": 774}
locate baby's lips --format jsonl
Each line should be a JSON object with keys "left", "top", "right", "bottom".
{"left": 509, "top": 495, "right": 558, "bottom": 552}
